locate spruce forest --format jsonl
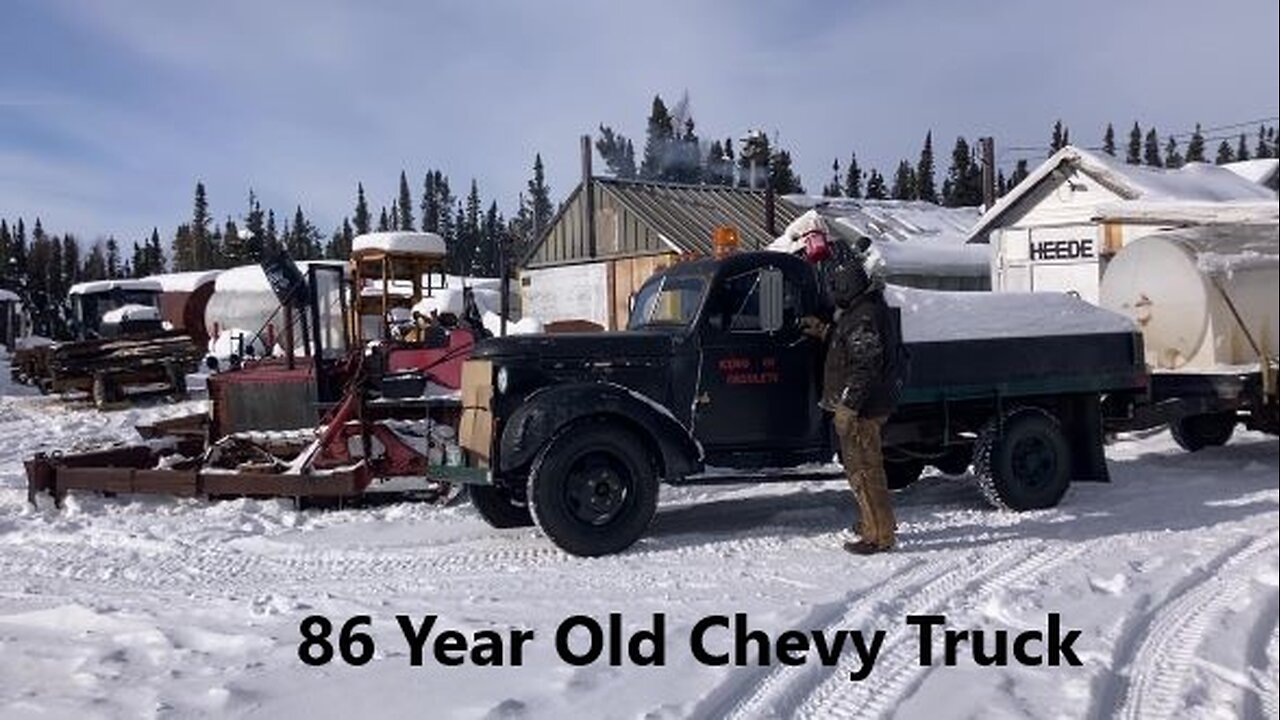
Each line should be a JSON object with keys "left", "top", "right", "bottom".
{"left": 2, "top": 91, "right": 1277, "bottom": 338}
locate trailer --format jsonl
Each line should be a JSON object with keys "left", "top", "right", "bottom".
{"left": 454, "top": 250, "right": 1148, "bottom": 556}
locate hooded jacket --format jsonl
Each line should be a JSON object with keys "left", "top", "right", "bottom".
{"left": 821, "top": 263, "right": 890, "bottom": 416}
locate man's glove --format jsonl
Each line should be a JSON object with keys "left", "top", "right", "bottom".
{"left": 798, "top": 315, "right": 829, "bottom": 340}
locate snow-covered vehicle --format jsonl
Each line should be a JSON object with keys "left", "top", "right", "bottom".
{"left": 15, "top": 280, "right": 202, "bottom": 405}
{"left": 458, "top": 250, "right": 1149, "bottom": 556}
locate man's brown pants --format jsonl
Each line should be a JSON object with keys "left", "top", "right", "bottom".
{"left": 833, "top": 405, "right": 896, "bottom": 548}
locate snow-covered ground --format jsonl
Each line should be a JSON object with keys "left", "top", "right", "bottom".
{"left": 1, "top": 357, "right": 1276, "bottom": 719}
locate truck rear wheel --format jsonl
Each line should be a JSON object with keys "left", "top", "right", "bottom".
{"left": 527, "top": 421, "right": 658, "bottom": 557}
{"left": 975, "top": 407, "right": 1071, "bottom": 511}
{"left": 468, "top": 483, "right": 533, "bottom": 528}
{"left": 1170, "top": 412, "right": 1235, "bottom": 452}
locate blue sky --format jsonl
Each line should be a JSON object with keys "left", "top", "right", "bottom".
{"left": 2, "top": 0, "right": 1277, "bottom": 245}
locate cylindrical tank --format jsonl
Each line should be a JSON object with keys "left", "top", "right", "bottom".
{"left": 1099, "top": 224, "right": 1278, "bottom": 371}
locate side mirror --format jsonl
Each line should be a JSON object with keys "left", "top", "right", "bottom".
{"left": 759, "top": 267, "right": 785, "bottom": 333}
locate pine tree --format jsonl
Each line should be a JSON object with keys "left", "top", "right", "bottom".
{"left": 245, "top": 191, "right": 266, "bottom": 262}
{"left": 1008, "top": 160, "right": 1030, "bottom": 190}
{"left": 1126, "top": 122, "right": 1142, "bottom": 165}
{"left": 172, "top": 223, "right": 194, "bottom": 271}
{"left": 1236, "top": 133, "right": 1250, "bottom": 162}
{"left": 915, "top": 132, "right": 938, "bottom": 203}
{"left": 768, "top": 148, "right": 803, "bottom": 194}
{"left": 1164, "top": 137, "right": 1184, "bottom": 169}
{"left": 737, "top": 131, "right": 770, "bottom": 189}
{"left": 704, "top": 140, "right": 734, "bottom": 186}
{"left": 265, "top": 210, "right": 278, "bottom": 252}
{"left": 1214, "top": 140, "right": 1235, "bottom": 165}
{"left": 996, "top": 169, "right": 1008, "bottom": 197}
{"left": 1184, "top": 124, "right": 1206, "bottom": 163}
{"left": 130, "top": 241, "right": 146, "bottom": 278}
{"left": 1102, "top": 123, "right": 1116, "bottom": 156}
{"left": 463, "top": 181, "right": 482, "bottom": 273}
{"left": 639, "top": 95, "right": 675, "bottom": 181}
{"left": 822, "top": 158, "right": 843, "bottom": 197}
{"left": 147, "top": 228, "right": 165, "bottom": 274}
{"left": 221, "top": 218, "right": 244, "bottom": 267}
{"left": 377, "top": 207, "right": 390, "bottom": 232}
{"left": 421, "top": 172, "right": 440, "bottom": 233}
{"left": 527, "top": 154, "right": 554, "bottom": 236}
{"left": 864, "top": 169, "right": 888, "bottom": 199}
{"left": 192, "top": 181, "right": 212, "bottom": 269}
{"left": 1257, "top": 126, "right": 1273, "bottom": 159}
{"left": 891, "top": 160, "right": 916, "bottom": 200}
{"left": 82, "top": 241, "right": 107, "bottom": 282}
{"left": 352, "top": 183, "right": 371, "bottom": 236}
{"left": 942, "top": 137, "right": 982, "bottom": 207}
{"left": 844, "top": 152, "right": 863, "bottom": 199}
{"left": 61, "top": 235, "right": 80, "bottom": 295}
{"left": 105, "top": 237, "right": 120, "bottom": 278}
{"left": 1143, "top": 129, "right": 1162, "bottom": 167}
{"left": 289, "top": 206, "right": 320, "bottom": 259}
{"left": 596, "top": 125, "right": 638, "bottom": 179}
{"left": 397, "top": 171, "right": 414, "bottom": 230}
{"left": 1050, "top": 120, "right": 1069, "bottom": 153}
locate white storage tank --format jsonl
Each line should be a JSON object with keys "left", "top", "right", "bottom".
{"left": 1099, "top": 224, "right": 1278, "bottom": 372}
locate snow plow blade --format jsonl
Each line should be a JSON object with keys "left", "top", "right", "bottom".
{"left": 25, "top": 449, "right": 371, "bottom": 508}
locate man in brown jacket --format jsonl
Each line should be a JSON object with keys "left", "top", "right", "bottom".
{"left": 805, "top": 261, "right": 902, "bottom": 554}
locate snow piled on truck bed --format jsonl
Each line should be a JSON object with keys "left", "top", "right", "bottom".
{"left": 888, "top": 285, "right": 1137, "bottom": 342}
{"left": 1, "top": 354, "right": 1276, "bottom": 719}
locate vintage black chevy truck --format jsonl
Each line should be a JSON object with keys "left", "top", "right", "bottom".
{"left": 458, "top": 251, "right": 1148, "bottom": 556}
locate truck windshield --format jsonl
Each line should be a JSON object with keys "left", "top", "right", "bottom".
{"left": 628, "top": 275, "right": 706, "bottom": 329}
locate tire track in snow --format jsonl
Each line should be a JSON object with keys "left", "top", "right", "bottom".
{"left": 1248, "top": 603, "right": 1279, "bottom": 720}
{"left": 793, "top": 540, "right": 1088, "bottom": 720}
{"left": 1115, "top": 534, "right": 1277, "bottom": 720}
{"left": 687, "top": 555, "right": 937, "bottom": 720}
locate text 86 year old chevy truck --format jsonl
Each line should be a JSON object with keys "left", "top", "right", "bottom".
{"left": 457, "top": 250, "right": 1147, "bottom": 556}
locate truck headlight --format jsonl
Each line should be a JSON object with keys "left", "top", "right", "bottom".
{"left": 495, "top": 366, "right": 509, "bottom": 394}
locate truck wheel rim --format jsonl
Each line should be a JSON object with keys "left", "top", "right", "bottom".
{"left": 1011, "top": 436, "right": 1055, "bottom": 489}
{"left": 564, "top": 452, "right": 629, "bottom": 525}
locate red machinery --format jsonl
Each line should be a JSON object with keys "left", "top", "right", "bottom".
{"left": 26, "top": 232, "right": 490, "bottom": 506}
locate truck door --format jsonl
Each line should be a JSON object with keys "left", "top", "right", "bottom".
{"left": 693, "top": 265, "right": 825, "bottom": 458}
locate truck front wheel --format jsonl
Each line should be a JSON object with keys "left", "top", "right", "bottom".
{"left": 1170, "top": 412, "right": 1236, "bottom": 452}
{"left": 468, "top": 483, "right": 533, "bottom": 528}
{"left": 975, "top": 407, "right": 1071, "bottom": 511}
{"left": 527, "top": 421, "right": 658, "bottom": 557}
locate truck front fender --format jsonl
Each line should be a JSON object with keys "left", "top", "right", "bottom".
{"left": 499, "top": 382, "right": 703, "bottom": 480}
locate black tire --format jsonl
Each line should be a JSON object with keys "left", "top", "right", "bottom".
{"left": 527, "top": 421, "right": 658, "bottom": 557}
{"left": 1170, "top": 412, "right": 1235, "bottom": 452}
{"left": 974, "top": 407, "right": 1071, "bottom": 511}
{"left": 884, "top": 458, "right": 925, "bottom": 490}
{"left": 468, "top": 483, "right": 533, "bottom": 528}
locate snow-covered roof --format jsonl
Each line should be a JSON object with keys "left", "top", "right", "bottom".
{"left": 351, "top": 232, "right": 447, "bottom": 257}
{"left": 770, "top": 201, "right": 990, "bottom": 276}
{"left": 0, "top": 288, "right": 18, "bottom": 303}
{"left": 101, "top": 304, "right": 162, "bottom": 324}
{"left": 968, "top": 146, "right": 1278, "bottom": 243}
{"left": 1223, "top": 158, "right": 1280, "bottom": 186}
{"left": 786, "top": 196, "right": 981, "bottom": 246}
{"left": 146, "top": 270, "right": 221, "bottom": 293}
{"left": 213, "top": 261, "right": 345, "bottom": 294}
{"left": 68, "top": 279, "right": 163, "bottom": 296}
{"left": 1093, "top": 200, "right": 1279, "bottom": 226}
